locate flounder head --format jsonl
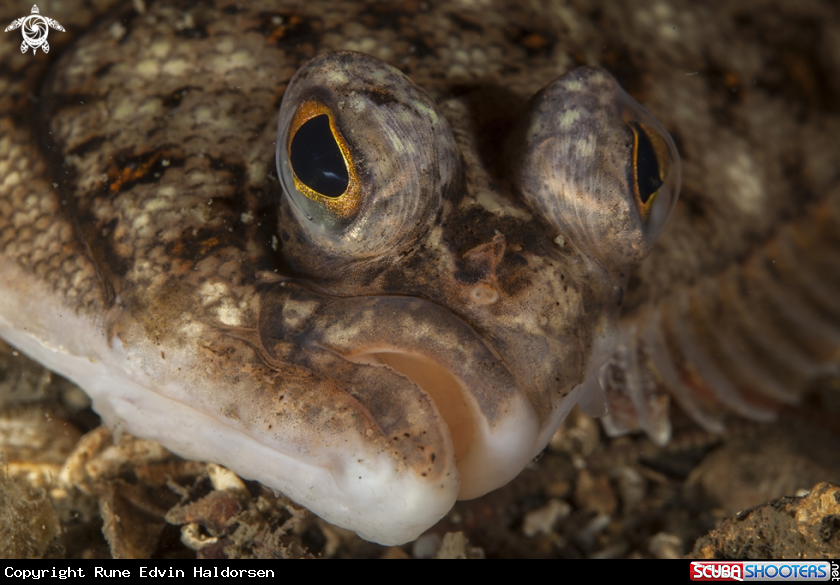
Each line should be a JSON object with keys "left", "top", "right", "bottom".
{"left": 0, "top": 9, "right": 678, "bottom": 544}
{"left": 262, "top": 52, "right": 680, "bottom": 541}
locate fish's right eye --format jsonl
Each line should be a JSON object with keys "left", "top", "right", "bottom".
{"left": 276, "top": 51, "right": 461, "bottom": 272}
{"left": 290, "top": 113, "right": 350, "bottom": 199}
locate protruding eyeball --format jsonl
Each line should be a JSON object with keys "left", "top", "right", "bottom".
{"left": 276, "top": 51, "right": 461, "bottom": 271}
{"left": 281, "top": 100, "right": 360, "bottom": 228}
{"left": 507, "top": 66, "right": 681, "bottom": 276}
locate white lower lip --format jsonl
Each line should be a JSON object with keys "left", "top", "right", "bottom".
{"left": 0, "top": 319, "right": 458, "bottom": 546}
{"left": 348, "top": 349, "right": 539, "bottom": 500}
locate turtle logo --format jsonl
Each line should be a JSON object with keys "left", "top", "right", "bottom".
{"left": 5, "top": 5, "right": 64, "bottom": 55}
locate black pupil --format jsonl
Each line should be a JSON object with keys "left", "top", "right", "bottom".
{"left": 290, "top": 114, "right": 349, "bottom": 198}
{"left": 633, "top": 123, "right": 662, "bottom": 204}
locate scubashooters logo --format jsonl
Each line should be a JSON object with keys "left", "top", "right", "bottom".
{"left": 691, "top": 561, "right": 837, "bottom": 582}
{"left": 4, "top": 5, "right": 64, "bottom": 54}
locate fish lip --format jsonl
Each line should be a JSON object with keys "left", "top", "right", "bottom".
{"left": 290, "top": 292, "right": 541, "bottom": 500}
{"left": 0, "top": 260, "right": 540, "bottom": 544}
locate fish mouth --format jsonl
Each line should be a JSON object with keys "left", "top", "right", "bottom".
{"left": 293, "top": 293, "right": 540, "bottom": 500}
{"left": 0, "top": 263, "right": 544, "bottom": 544}
{"left": 348, "top": 351, "right": 476, "bottom": 464}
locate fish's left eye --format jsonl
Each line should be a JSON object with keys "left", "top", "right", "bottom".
{"left": 625, "top": 115, "right": 677, "bottom": 228}
{"left": 507, "top": 66, "right": 681, "bottom": 275}
{"left": 630, "top": 121, "right": 663, "bottom": 207}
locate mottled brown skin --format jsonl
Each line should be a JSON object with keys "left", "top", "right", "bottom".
{"left": 1, "top": 0, "right": 839, "bottom": 544}
{"left": 1, "top": 0, "right": 616, "bottom": 489}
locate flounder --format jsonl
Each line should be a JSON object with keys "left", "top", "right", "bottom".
{"left": 0, "top": 0, "right": 838, "bottom": 545}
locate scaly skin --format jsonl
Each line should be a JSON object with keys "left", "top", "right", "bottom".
{"left": 1, "top": 0, "right": 838, "bottom": 545}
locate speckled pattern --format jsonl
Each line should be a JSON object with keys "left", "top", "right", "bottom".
{"left": 1, "top": 0, "right": 839, "bottom": 555}
{"left": 692, "top": 482, "right": 840, "bottom": 559}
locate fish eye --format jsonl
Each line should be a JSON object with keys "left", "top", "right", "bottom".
{"left": 630, "top": 122, "right": 662, "bottom": 206}
{"left": 276, "top": 51, "right": 461, "bottom": 272}
{"left": 281, "top": 100, "right": 361, "bottom": 225}
{"left": 506, "top": 66, "right": 681, "bottom": 275}
{"left": 290, "top": 114, "right": 349, "bottom": 198}
{"left": 625, "top": 117, "right": 675, "bottom": 223}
